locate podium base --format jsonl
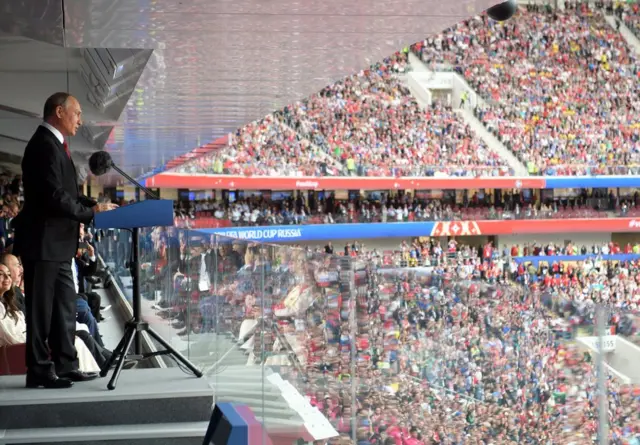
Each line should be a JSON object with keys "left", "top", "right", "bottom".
{"left": 100, "top": 319, "right": 203, "bottom": 390}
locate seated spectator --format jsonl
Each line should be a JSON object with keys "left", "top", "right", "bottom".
{"left": 1, "top": 253, "right": 24, "bottom": 313}
{"left": 0, "top": 264, "right": 100, "bottom": 373}
{"left": 73, "top": 238, "right": 108, "bottom": 346}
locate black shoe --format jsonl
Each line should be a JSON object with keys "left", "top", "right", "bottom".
{"left": 58, "top": 370, "right": 99, "bottom": 382}
{"left": 171, "top": 320, "right": 185, "bottom": 330}
{"left": 26, "top": 375, "right": 73, "bottom": 389}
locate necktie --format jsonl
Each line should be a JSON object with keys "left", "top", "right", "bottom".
{"left": 63, "top": 141, "right": 71, "bottom": 159}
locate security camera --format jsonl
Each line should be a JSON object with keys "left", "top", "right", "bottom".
{"left": 486, "top": 0, "right": 517, "bottom": 21}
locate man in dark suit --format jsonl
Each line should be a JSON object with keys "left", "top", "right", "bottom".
{"left": 13, "top": 92, "right": 115, "bottom": 389}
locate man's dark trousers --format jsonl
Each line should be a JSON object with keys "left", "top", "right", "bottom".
{"left": 23, "top": 259, "right": 78, "bottom": 378}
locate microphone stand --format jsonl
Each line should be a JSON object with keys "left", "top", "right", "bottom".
{"left": 99, "top": 161, "right": 203, "bottom": 390}
{"left": 110, "top": 163, "right": 160, "bottom": 200}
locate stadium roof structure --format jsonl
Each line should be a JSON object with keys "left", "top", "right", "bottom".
{"left": 0, "top": 0, "right": 499, "bottom": 182}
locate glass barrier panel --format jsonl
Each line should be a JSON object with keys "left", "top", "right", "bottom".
{"left": 91, "top": 227, "right": 640, "bottom": 445}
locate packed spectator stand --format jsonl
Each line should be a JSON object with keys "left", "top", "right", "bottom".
{"left": 174, "top": 187, "right": 634, "bottom": 228}
{"left": 126, "top": 224, "right": 640, "bottom": 445}
{"left": 171, "top": 52, "right": 512, "bottom": 178}
{"left": 164, "top": 1, "right": 640, "bottom": 180}
{"left": 413, "top": 1, "right": 640, "bottom": 176}
{"left": 625, "top": 2, "right": 640, "bottom": 40}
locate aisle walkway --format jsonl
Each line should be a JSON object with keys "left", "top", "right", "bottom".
{"left": 605, "top": 15, "right": 640, "bottom": 54}
{"left": 457, "top": 108, "right": 529, "bottom": 176}
{"left": 606, "top": 336, "right": 640, "bottom": 384}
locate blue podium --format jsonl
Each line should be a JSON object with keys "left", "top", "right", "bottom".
{"left": 95, "top": 199, "right": 203, "bottom": 390}
{"left": 94, "top": 199, "right": 174, "bottom": 229}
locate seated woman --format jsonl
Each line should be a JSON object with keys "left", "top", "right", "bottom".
{"left": 0, "top": 264, "right": 100, "bottom": 373}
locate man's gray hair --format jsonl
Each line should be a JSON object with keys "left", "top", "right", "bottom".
{"left": 43, "top": 92, "right": 71, "bottom": 120}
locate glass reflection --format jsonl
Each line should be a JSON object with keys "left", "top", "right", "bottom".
{"left": 94, "top": 227, "right": 640, "bottom": 445}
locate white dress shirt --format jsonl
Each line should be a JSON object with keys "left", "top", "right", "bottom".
{"left": 72, "top": 256, "right": 96, "bottom": 294}
{"left": 40, "top": 122, "right": 64, "bottom": 144}
{"left": 198, "top": 253, "right": 210, "bottom": 292}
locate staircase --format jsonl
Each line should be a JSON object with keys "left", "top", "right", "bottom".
{"left": 457, "top": 109, "right": 529, "bottom": 176}
{"left": 0, "top": 368, "right": 212, "bottom": 445}
{"left": 176, "top": 332, "right": 252, "bottom": 373}
{"left": 408, "top": 52, "right": 431, "bottom": 74}
{"left": 177, "top": 330, "right": 317, "bottom": 433}
{"left": 211, "top": 367, "right": 304, "bottom": 427}
{"left": 604, "top": 15, "right": 640, "bottom": 54}
{"left": 406, "top": 52, "right": 529, "bottom": 176}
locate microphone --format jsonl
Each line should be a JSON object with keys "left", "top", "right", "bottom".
{"left": 89, "top": 151, "right": 113, "bottom": 176}
{"left": 87, "top": 150, "right": 160, "bottom": 200}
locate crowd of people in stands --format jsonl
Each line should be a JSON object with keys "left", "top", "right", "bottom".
{"left": 174, "top": 187, "right": 635, "bottom": 228}
{"left": 414, "top": 1, "right": 640, "bottom": 176}
{"left": 141, "top": 226, "right": 640, "bottom": 445}
{"left": 621, "top": 0, "right": 640, "bottom": 41}
{"left": 172, "top": 51, "right": 511, "bottom": 178}
{"left": 168, "top": 1, "right": 640, "bottom": 179}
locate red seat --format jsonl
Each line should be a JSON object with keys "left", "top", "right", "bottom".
{"left": 0, "top": 344, "right": 27, "bottom": 376}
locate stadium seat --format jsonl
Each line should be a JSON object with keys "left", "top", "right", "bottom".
{"left": 0, "top": 344, "right": 27, "bottom": 376}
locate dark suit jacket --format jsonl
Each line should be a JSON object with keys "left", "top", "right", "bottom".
{"left": 13, "top": 126, "right": 95, "bottom": 262}
{"left": 13, "top": 286, "right": 25, "bottom": 314}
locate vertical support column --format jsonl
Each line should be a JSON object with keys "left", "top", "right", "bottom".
{"left": 131, "top": 227, "right": 141, "bottom": 354}
{"left": 596, "top": 305, "right": 609, "bottom": 445}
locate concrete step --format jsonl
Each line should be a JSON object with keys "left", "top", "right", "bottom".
{"left": 0, "top": 421, "right": 208, "bottom": 445}
{"left": 214, "top": 366, "right": 273, "bottom": 381}
{"left": 0, "top": 368, "right": 212, "bottom": 430}
{"left": 605, "top": 15, "right": 640, "bottom": 54}
{"left": 457, "top": 108, "right": 528, "bottom": 176}
{"left": 212, "top": 386, "right": 282, "bottom": 398}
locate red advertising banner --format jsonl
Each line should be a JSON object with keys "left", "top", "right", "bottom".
{"left": 431, "top": 218, "right": 640, "bottom": 236}
{"left": 146, "top": 174, "right": 545, "bottom": 191}
{"left": 175, "top": 218, "right": 232, "bottom": 229}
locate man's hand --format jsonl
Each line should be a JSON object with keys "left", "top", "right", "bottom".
{"left": 92, "top": 203, "right": 118, "bottom": 213}
{"left": 86, "top": 243, "right": 95, "bottom": 258}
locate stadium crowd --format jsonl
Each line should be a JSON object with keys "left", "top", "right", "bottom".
{"left": 172, "top": 52, "right": 511, "bottom": 178}
{"left": 4, "top": 2, "right": 640, "bottom": 443}
{"left": 413, "top": 2, "right": 640, "bottom": 176}
{"left": 167, "top": 1, "right": 640, "bottom": 180}
{"left": 141, "top": 228, "right": 640, "bottom": 445}
{"left": 173, "top": 187, "right": 633, "bottom": 228}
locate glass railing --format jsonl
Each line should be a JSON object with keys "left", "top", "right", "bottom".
{"left": 94, "top": 226, "right": 640, "bottom": 444}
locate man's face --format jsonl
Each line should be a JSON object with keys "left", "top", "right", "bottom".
{"left": 4, "top": 255, "right": 22, "bottom": 284}
{"left": 56, "top": 96, "right": 82, "bottom": 136}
